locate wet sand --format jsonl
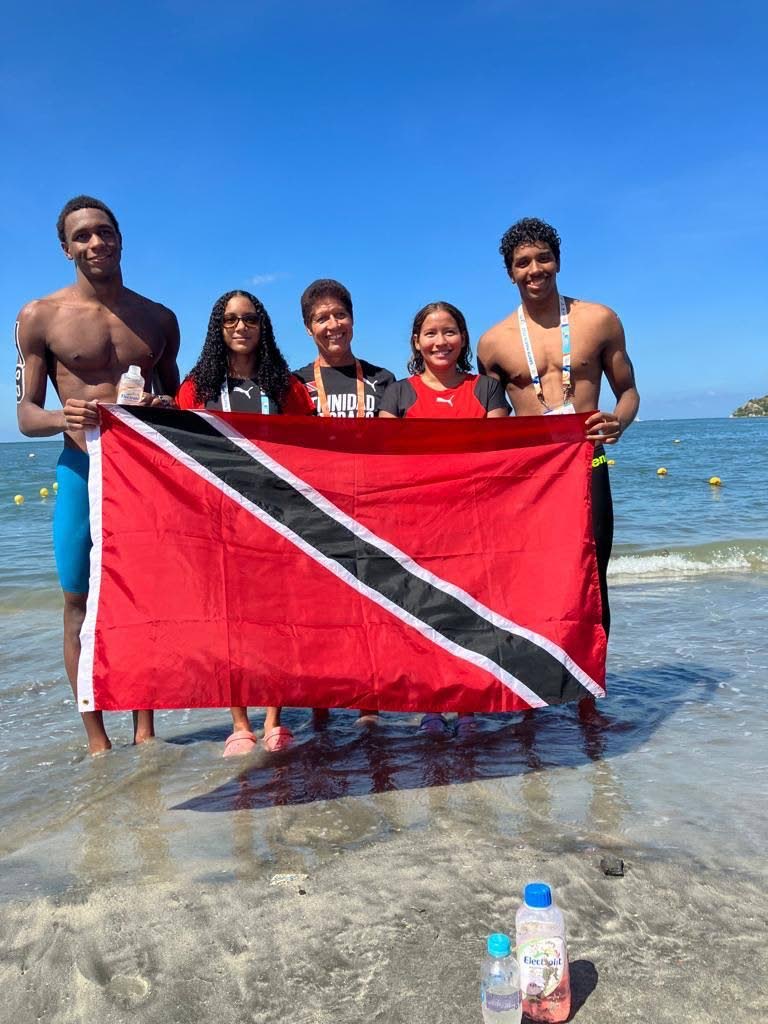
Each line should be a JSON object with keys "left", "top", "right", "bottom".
{"left": 0, "top": 695, "right": 766, "bottom": 1024}
{"left": 1, "top": 550, "right": 767, "bottom": 1023}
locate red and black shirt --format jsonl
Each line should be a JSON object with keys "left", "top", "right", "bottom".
{"left": 176, "top": 375, "right": 314, "bottom": 415}
{"left": 379, "top": 374, "right": 508, "bottom": 418}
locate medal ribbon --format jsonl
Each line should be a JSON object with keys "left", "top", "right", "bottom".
{"left": 313, "top": 358, "right": 366, "bottom": 418}
{"left": 517, "top": 295, "right": 573, "bottom": 411}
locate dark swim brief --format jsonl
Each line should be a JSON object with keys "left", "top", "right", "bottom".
{"left": 53, "top": 448, "right": 91, "bottom": 594}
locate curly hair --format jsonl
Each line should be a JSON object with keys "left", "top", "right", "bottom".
{"left": 185, "top": 291, "right": 292, "bottom": 408}
{"left": 56, "top": 195, "right": 121, "bottom": 244}
{"left": 499, "top": 217, "right": 561, "bottom": 272}
{"left": 300, "top": 279, "right": 353, "bottom": 326}
{"left": 407, "top": 302, "right": 473, "bottom": 375}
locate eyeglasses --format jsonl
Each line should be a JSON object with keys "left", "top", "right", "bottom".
{"left": 222, "top": 314, "right": 260, "bottom": 328}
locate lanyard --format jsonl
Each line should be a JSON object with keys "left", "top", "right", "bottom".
{"left": 219, "top": 379, "right": 270, "bottom": 414}
{"left": 313, "top": 358, "right": 366, "bottom": 418}
{"left": 517, "top": 295, "right": 573, "bottom": 411}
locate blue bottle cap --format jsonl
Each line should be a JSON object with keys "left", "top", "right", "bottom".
{"left": 487, "top": 932, "right": 511, "bottom": 957}
{"left": 524, "top": 882, "right": 552, "bottom": 908}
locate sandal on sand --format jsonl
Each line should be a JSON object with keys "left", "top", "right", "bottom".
{"left": 455, "top": 714, "right": 477, "bottom": 739}
{"left": 420, "top": 713, "right": 450, "bottom": 737}
{"left": 263, "top": 726, "right": 294, "bottom": 752}
{"left": 223, "top": 729, "right": 258, "bottom": 758}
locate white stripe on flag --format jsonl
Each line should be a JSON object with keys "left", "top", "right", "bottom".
{"left": 76, "top": 426, "right": 104, "bottom": 711}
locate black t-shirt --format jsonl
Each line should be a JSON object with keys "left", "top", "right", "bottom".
{"left": 178, "top": 376, "right": 280, "bottom": 413}
{"left": 294, "top": 359, "right": 395, "bottom": 417}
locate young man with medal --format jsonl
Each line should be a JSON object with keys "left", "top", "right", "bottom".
{"left": 477, "top": 217, "right": 639, "bottom": 647}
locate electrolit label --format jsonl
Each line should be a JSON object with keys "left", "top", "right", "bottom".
{"left": 483, "top": 992, "right": 521, "bottom": 1012}
{"left": 117, "top": 388, "right": 143, "bottom": 405}
{"left": 519, "top": 937, "right": 566, "bottom": 998}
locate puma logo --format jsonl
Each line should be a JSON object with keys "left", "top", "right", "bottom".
{"left": 435, "top": 395, "right": 454, "bottom": 406}
{"left": 233, "top": 385, "right": 255, "bottom": 398}
{"left": 364, "top": 378, "right": 378, "bottom": 392}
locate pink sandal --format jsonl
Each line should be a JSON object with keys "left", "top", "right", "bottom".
{"left": 223, "top": 729, "right": 258, "bottom": 758}
{"left": 263, "top": 726, "right": 294, "bottom": 752}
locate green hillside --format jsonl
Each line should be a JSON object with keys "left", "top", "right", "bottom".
{"left": 732, "top": 395, "right": 768, "bottom": 417}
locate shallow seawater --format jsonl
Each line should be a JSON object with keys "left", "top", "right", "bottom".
{"left": 1, "top": 572, "right": 765, "bottom": 904}
{"left": 0, "top": 426, "right": 766, "bottom": 903}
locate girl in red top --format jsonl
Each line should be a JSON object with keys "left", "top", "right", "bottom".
{"left": 177, "top": 290, "right": 313, "bottom": 757}
{"left": 379, "top": 301, "right": 509, "bottom": 737}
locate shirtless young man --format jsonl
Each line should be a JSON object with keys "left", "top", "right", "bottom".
{"left": 16, "top": 195, "right": 180, "bottom": 754}
{"left": 477, "top": 217, "right": 639, "bottom": 644}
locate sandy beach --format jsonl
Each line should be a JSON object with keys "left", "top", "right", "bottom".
{"left": 2, "top": 758, "right": 766, "bottom": 1024}
{"left": 1, "top": 667, "right": 766, "bottom": 1024}
{"left": 1, "top": 423, "right": 767, "bottom": 1023}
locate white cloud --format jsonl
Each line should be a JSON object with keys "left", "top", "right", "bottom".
{"left": 250, "top": 272, "right": 288, "bottom": 286}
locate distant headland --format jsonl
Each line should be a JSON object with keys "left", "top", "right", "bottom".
{"left": 732, "top": 395, "right": 768, "bottom": 417}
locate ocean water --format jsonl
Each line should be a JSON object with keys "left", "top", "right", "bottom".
{"left": 0, "top": 418, "right": 766, "bottom": 898}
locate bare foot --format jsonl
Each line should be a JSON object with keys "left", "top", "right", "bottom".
{"left": 82, "top": 711, "right": 112, "bottom": 756}
{"left": 88, "top": 738, "right": 113, "bottom": 756}
{"left": 577, "top": 696, "right": 611, "bottom": 727}
{"left": 133, "top": 709, "right": 156, "bottom": 745}
{"left": 355, "top": 712, "right": 379, "bottom": 727}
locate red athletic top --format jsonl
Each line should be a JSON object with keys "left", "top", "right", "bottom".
{"left": 176, "top": 375, "right": 315, "bottom": 415}
{"left": 379, "top": 374, "right": 508, "bottom": 418}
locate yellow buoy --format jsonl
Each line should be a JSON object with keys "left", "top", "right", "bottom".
{"left": 52, "top": 482, "right": 59, "bottom": 492}
{"left": 657, "top": 467, "right": 667, "bottom": 476}
{"left": 607, "top": 459, "right": 616, "bottom": 466}
{"left": 39, "top": 487, "right": 49, "bottom": 498}
{"left": 13, "top": 494, "right": 24, "bottom": 505}
{"left": 709, "top": 476, "right": 722, "bottom": 486}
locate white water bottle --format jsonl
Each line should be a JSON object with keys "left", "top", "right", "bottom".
{"left": 116, "top": 365, "right": 145, "bottom": 405}
{"left": 480, "top": 932, "right": 521, "bottom": 1024}
{"left": 515, "top": 882, "right": 571, "bottom": 1022}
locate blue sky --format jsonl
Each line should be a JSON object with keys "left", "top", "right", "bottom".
{"left": 2, "top": 0, "right": 766, "bottom": 441}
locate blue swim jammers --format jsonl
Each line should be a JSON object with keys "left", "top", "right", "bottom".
{"left": 53, "top": 447, "right": 91, "bottom": 594}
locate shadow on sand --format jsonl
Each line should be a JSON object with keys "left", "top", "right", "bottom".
{"left": 171, "top": 661, "right": 727, "bottom": 812}
{"left": 567, "top": 959, "right": 599, "bottom": 1020}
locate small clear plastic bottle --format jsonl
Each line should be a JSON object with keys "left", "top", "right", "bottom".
{"left": 515, "top": 882, "right": 571, "bottom": 1022}
{"left": 116, "top": 365, "right": 145, "bottom": 405}
{"left": 480, "top": 932, "right": 521, "bottom": 1024}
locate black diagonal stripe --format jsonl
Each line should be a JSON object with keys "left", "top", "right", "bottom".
{"left": 123, "top": 408, "right": 594, "bottom": 704}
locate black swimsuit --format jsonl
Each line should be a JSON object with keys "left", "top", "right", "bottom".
{"left": 590, "top": 446, "right": 614, "bottom": 636}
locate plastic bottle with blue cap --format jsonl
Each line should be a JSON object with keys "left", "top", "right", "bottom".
{"left": 515, "top": 882, "right": 571, "bottom": 1022}
{"left": 480, "top": 932, "right": 521, "bottom": 1023}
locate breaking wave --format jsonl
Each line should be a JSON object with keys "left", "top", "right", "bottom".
{"left": 609, "top": 539, "right": 768, "bottom": 581}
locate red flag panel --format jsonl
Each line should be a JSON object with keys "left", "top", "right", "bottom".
{"left": 77, "top": 408, "right": 606, "bottom": 713}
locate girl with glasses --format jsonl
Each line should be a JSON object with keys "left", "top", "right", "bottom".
{"left": 177, "top": 290, "right": 314, "bottom": 756}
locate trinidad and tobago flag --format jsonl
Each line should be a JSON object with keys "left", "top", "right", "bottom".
{"left": 77, "top": 406, "right": 606, "bottom": 713}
